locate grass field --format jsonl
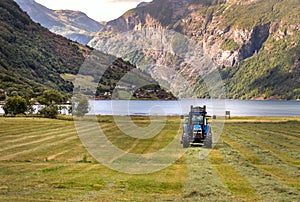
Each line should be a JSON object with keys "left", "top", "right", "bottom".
{"left": 0, "top": 116, "right": 299, "bottom": 201}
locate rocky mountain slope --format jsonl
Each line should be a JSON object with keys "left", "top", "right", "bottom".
{"left": 14, "top": 0, "right": 103, "bottom": 45}
{"left": 90, "top": 0, "right": 300, "bottom": 100}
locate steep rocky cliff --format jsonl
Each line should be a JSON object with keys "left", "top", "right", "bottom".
{"left": 89, "top": 0, "right": 300, "bottom": 99}
{"left": 91, "top": 0, "right": 297, "bottom": 66}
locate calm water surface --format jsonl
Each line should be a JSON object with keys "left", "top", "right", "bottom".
{"left": 89, "top": 99, "right": 300, "bottom": 116}
{"left": 0, "top": 99, "right": 299, "bottom": 116}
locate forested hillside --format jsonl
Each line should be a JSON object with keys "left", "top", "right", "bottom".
{"left": 0, "top": 0, "right": 173, "bottom": 100}
{"left": 0, "top": 0, "right": 90, "bottom": 99}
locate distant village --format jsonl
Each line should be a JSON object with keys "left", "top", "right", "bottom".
{"left": 0, "top": 101, "right": 72, "bottom": 115}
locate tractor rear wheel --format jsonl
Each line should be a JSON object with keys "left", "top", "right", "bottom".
{"left": 183, "top": 134, "right": 190, "bottom": 148}
{"left": 204, "top": 132, "right": 212, "bottom": 148}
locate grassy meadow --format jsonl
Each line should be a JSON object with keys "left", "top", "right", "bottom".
{"left": 0, "top": 116, "right": 299, "bottom": 201}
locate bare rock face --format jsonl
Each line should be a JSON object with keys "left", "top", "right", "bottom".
{"left": 101, "top": 0, "right": 192, "bottom": 33}
{"left": 89, "top": 0, "right": 300, "bottom": 72}
{"left": 237, "top": 23, "right": 270, "bottom": 60}
{"left": 270, "top": 20, "right": 300, "bottom": 41}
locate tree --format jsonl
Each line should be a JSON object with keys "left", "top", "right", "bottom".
{"left": 39, "top": 104, "right": 58, "bottom": 118}
{"left": 38, "top": 90, "right": 64, "bottom": 105}
{"left": 0, "top": 89, "right": 6, "bottom": 101}
{"left": 72, "top": 94, "right": 89, "bottom": 117}
{"left": 38, "top": 90, "right": 64, "bottom": 119}
{"left": 3, "top": 96, "right": 28, "bottom": 115}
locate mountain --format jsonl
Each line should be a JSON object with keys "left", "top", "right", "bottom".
{"left": 0, "top": 0, "right": 173, "bottom": 100}
{"left": 89, "top": 0, "right": 300, "bottom": 100}
{"left": 0, "top": 0, "right": 90, "bottom": 98}
{"left": 14, "top": 0, "right": 103, "bottom": 45}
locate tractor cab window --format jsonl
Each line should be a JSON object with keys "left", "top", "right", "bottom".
{"left": 184, "top": 118, "right": 189, "bottom": 124}
{"left": 192, "top": 114, "right": 203, "bottom": 124}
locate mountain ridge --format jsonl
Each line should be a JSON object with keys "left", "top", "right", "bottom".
{"left": 14, "top": 0, "right": 103, "bottom": 45}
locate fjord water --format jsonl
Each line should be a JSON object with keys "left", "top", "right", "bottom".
{"left": 0, "top": 100, "right": 299, "bottom": 116}
{"left": 89, "top": 99, "right": 300, "bottom": 116}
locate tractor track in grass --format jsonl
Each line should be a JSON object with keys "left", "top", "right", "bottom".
{"left": 183, "top": 147, "right": 261, "bottom": 202}
{"left": 222, "top": 134, "right": 300, "bottom": 191}
{"left": 225, "top": 126, "right": 299, "bottom": 171}
{"left": 210, "top": 149, "right": 261, "bottom": 201}
{"left": 225, "top": 126, "right": 300, "bottom": 162}
{"left": 0, "top": 135, "right": 78, "bottom": 161}
{"left": 0, "top": 129, "right": 76, "bottom": 153}
{"left": 218, "top": 138, "right": 299, "bottom": 201}
{"left": 241, "top": 126, "right": 300, "bottom": 147}
{"left": 249, "top": 128, "right": 300, "bottom": 147}
{"left": 226, "top": 126, "right": 300, "bottom": 166}
{"left": 0, "top": 125, "right": 66, "bottom": 141}
{"left": 0, "top": 127, "right": 76, "bottom": 149}
{"left": 222, "top": 124, "right": 300, "bottom": 195}
{"left": 259, "top": 128, "right": 300, "bottom": 139}
{"left": 183, "top": 148, "right": 233, "bottom": 201}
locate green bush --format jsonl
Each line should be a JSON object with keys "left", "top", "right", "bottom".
{"left": 3, "top": 95, "right": 28, "bottom": 115}
{"left": 39, "top": 104, "right": 58, "bottom": 118}
{"left": 38, "top": 90, "right": 64, "bottom": 105}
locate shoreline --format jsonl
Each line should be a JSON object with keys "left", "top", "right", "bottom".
{"left": 1, "top": 115, "right": 299, "bottom": 123}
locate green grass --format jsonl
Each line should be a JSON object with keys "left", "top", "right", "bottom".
{"left": 182, "top": 117, "right": 300, "bottom": 201}
{"left": 210, "top": 149, "right": 260, "bottom": 201}
{"left": 0, "top": 117, "right": 185, "bottom": 201}
{"left": 0, "top": 116, "right": 299, "bottom": 201}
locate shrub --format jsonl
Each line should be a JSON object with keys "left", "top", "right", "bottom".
{"left": 3, "top": 95, "right": 28, "bottom": 115}
{"left": 39, "top": 104, "right": 58, "bottom": 118}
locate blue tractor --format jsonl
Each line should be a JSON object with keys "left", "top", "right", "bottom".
{"left": 181, "top": 105, "right": 212, "bottom": 148}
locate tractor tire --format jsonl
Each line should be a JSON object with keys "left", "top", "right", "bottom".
{"left": 204, "top": 132, "right": 212, "bottom": 148}
{"left": 182, "top": 134, "right": 190, "bottom": 148}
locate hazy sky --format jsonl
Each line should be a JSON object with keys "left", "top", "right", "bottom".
{"left": 35, "top": 0, "right": 152, "bottom": 22}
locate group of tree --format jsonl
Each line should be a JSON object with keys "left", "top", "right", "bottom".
{"left": 37, "top": 90, "right": 64, "bottom": 118}
{"left": 1, "top": 90, "right": 89, "bottom": 118}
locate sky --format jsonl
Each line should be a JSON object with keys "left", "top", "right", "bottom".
{"left": 35, "top": 0, "right": 152, "bottom": 22}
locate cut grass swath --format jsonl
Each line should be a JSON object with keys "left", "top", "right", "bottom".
{"left": 209, "top": 149, "right": 260, "bottom": 201}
